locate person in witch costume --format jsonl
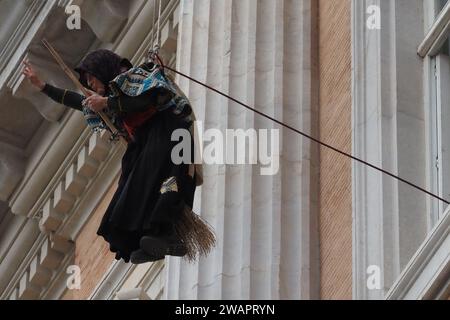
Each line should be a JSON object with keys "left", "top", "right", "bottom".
{"left": 22, "top": 49, "right": 214, "bottom": 264}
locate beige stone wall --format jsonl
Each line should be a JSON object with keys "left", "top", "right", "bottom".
{"left": 62, "top": 179, "right": 118, "bottom": 300}
{"left": 317, "top": 0, "right": 353, "bottom": 299}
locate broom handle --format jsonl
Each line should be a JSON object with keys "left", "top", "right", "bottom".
{"left": 41, "top": 39, "right": 127, "bottom": 146}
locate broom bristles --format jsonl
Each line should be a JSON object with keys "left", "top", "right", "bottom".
{"left": 174, "top": 206, "right": 216, "bottom": 262}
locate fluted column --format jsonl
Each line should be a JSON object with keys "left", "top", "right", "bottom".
{"left": 280, "top": 0, "right": 318, "bottom": 299}
{"left": 178, "top": 0, "right": 211, "bottom": 299}
{"left": 219, "top": 0, "right": 246, "bottom": 299}
{"left": 196, "top": 0, "right": 229, "bottom": 299}
{"left": 165, "top": 0, "right": 318, "bottom": 300}
{"left": 352, "top": 0, "right": 427, "bottom": 299}
{"left": 166, "top": 0, "right": 211, "bottom": 300}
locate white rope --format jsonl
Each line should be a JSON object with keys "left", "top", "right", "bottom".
{"left": 151, "top": 0, "right": 156, "bottom": 48}
{"left": 156, "top": 0, "right": 162, "bottom": 51}
{"left": 148, "top": 0, "right": 162, "bottom": 63}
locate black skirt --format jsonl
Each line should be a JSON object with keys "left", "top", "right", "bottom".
{"left": 97, "top": 109, "right": 196, "bottom": 262}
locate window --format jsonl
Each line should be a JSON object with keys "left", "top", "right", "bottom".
{"left": 420, "top": 0, "right": 450, "bottom": 226}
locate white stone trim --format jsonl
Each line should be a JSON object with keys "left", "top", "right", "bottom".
{"left": 386, "top": 207, "right": 450, "bottom": 300}
{"left": 115, "top": 287, "right": 151, "bottom": 300}
{"left": 39, "top": 246, "right": 75, "bottom": 300}
{"left": 165, "top": 0, "right": 318, "bottom": 300}
{"left": 0, "top": 127, "right": 124, "bottom": 299}
{"left": 89, "top": 259, "right": 165, "bottom": 300}
{"left": 89, "top": 261, "right": 134, "bottom": 300}
{"left": 71, "top": 0, "right": 130, "bottom": 43}
{"left": 0, "top": 219, "right": 40, "bottom": 298}
{"left": 131, "top": 0, "right": 181, "bottom": 64}
{"left": 9, "top": 111, "right": 87, "bottom": 217}
{"left": 0, "top": 231, "right": 70, "bottom": 300}
{"left": 352, "top": 0, "right": 428, "bottom": 299}
{"left": 0, "top": 0, "right": 54, "bottom": 89}
{"left": 418, "top": 1, "right": 450, "bottom": 57}
{"left": 114, "top": 0, "right": 180, "bottom": 64}
{"left": 117, "top": 260, "right": 165, "bottom": 300}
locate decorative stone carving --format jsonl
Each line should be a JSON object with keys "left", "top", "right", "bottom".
{"left": 77, "top": 146, "right": 100, "bottom": 178}
{"left": 53, "top": 181, "right": 75, "bottom": 214}
{"left": 19, "top": 273, "right": 40, "bottom": 300}
{"left": 29, "top": 255, "right": 52, "bottom": 287}
{"left": 40, "top": 238, "right": 64, "bottom": 269}
{"left": 65, "top": 164, "right": 88, "bottom": 197}
{"left": 88, "top": 132, "right": 110, "bottom": 161}
{"left": 39, "top": 198, "right": 63, "bottom": 232}
{"left": 14, "top": 234, "right": 73, "bottom": 300}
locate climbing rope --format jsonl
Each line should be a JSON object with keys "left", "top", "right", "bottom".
{"left": 144, "top": 0, "right": 448, "bottom": 206}
{"left": 151, "top": 53, "right": 450, "bottom": 206}
{"left": 148, "top": 0, "right": 162, "bottom": 64}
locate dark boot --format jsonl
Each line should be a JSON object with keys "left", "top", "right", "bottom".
{"left": 130, "top": 249, "right": 165, "bottom": 264}
{"left": 140, "top": 232, "right": 187, "bottom": 258}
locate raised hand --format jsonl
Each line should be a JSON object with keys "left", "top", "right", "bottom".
{"left": 82, "top": 94, "right": 108, "bottom": 112}
{"left": 22, "top": 60, "right": 45, "bottom": 90}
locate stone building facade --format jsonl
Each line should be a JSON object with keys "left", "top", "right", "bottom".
{"left": 0, "top": 0, "right": 448, "bottom": 300}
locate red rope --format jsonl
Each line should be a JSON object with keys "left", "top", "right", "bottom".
{"left": 157, "top": 55, "right": 449, "bottom": 205}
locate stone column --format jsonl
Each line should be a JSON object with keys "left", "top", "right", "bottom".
{"left": 352, "top": 0, "right": 427, "bottom": 299}
{"left": 165, "top": 0, "right": 318, "bottom": 300}
{"left": 280, "top": 0, "right": 319, "bottom": 300}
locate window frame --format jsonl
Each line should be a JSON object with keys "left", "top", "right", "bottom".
{"left": 422, "top": 0, "right": 450, "bottom": 226}
{"left": 418, "top": 1, "right": 450, "bottom": 58}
